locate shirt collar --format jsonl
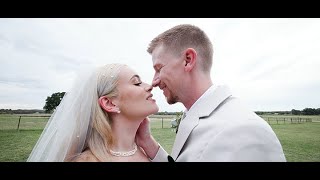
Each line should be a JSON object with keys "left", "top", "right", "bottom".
{"left": 184, "top": 84, "right": 217, "bottom": 116}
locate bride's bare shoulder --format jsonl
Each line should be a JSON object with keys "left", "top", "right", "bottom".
{"left": 71, "top": 150, "right": 99, "bottom": 162}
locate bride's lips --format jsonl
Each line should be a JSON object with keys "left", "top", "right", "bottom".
{"left": 146, "top": 94, "right": 153, "bottom": 100}
{"left": 146, "top": 94, "right": 155, "bottom": 102}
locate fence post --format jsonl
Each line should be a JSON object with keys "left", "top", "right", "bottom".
{"left": 17, "top": 116, "right": 22, "bottom": 131}
{"left": 162, "top": 117, "right": 163, "bottom": 129}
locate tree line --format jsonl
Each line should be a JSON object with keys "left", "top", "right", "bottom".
{"left": 291, "top": 108, "right": 320, "bottom": 115}
{"left": 2, "top": 108, "right": 320, "bottom": 115}
{"left": 255, "top": 108, "right": 320, "bottom": 115}
{"left": 0, "top": 109, "right": 45, "bottom": 114}
{"left": 1, "top": 91, "right": 320, "bottom": 115}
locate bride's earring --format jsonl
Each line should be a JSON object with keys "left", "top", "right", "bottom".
{"left": 115, "top": 107, "right": 121, "bottom": 114}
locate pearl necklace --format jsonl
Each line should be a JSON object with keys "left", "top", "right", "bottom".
{"left": 109, "top": 144, "right": 138, "bottom": 157}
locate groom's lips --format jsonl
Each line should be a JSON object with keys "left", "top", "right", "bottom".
{"left": 159, "top": 84, "right": 166, "bottom": 90}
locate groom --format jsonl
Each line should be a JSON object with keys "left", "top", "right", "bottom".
{"left": 135, "top": 24, "right": 286, "bottom": 162}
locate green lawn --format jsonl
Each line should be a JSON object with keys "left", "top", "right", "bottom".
{"left": 0, "top": 129, "right": 42, "bottom": 162}
{"left": 271, "top": 123, "right": 320, "bottom": 162}
{"left": 152, "top": 128, "right": 176, "bottom": 153}
{"left": 0, "top": 114, "right": 319, "bottom": 162}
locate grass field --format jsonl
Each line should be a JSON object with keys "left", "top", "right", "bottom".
{"left": 0, "top": 114, "right": 319, "bottom": 162}
{"left": 271, "top": 123, "right": 320, "bottom": 161}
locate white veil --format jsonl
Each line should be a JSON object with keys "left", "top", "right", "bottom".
{"left": 27, "top": 64, "right": 123, "bottom": 162}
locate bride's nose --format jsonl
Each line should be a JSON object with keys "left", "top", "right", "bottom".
{"left": 144, "top": 83, "right": 153, "bottom": 92}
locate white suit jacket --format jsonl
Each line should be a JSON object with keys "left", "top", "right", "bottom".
{"left": 152, "top": 85, "right": 286, "bottom": 162}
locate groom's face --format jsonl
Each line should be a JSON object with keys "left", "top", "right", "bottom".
{"left": 151, "top": 45, "right": 184, "bottom": 105}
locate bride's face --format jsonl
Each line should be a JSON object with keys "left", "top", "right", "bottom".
{"left": 113, "top": 66, "right": 159, "bottom": 118}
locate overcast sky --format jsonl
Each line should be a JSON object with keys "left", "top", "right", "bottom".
{"left": 0, "top": 18, "right": 319, "bottom": 112}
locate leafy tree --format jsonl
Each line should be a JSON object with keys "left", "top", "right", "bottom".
{"left": 43, "top": 92, "right": 66, "bottom": 113}
{"left": 302, "top": 108, "right": 316, "bottom": 115}
{"left": 291, "top": 109, "right": 301, "bottom": 115}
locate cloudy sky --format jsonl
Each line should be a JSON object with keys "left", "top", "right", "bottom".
{"left": 0, "top": 18, "right": 319, "bottom": 112}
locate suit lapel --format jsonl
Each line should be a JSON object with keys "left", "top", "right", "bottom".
{"left": 171, "top": 112, "right": 199, "bottom": 160}
{"left": 197, "top": 85, "right": 232, "bottom": 118}
{"left": 171, "top": 85, "right": 232, "bottom": 160}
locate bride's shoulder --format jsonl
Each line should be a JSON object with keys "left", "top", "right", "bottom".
{"left": 71, "top": 150, "right": 99, "bottom": 162}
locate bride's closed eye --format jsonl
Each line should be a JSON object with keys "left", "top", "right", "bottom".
{"left": 134, "top": 82, "right": 142, "bottom": 86}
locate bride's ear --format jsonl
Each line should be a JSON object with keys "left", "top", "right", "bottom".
{"left": 98, "top": 96, "right": 120, "bottom": 113}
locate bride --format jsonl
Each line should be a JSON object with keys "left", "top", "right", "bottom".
{"left": 27, "top": 64, "right": 159, "bottom": 162}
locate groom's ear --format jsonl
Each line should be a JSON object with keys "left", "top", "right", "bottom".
{"left": 183, "top": 48, "right": 197, "bottom": 72}
{"left": 98, "top": 96, "right": 120, "bottom": 113}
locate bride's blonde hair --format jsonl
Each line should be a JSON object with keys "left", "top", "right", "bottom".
{"left": 87, "top": 64, "right": 126, "bottom": 161}
{"left": 27, "top": 64, "right": 126, "bottom": 162}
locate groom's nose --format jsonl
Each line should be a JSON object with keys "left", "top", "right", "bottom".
{"left": 152, "top": 74, "right": 160, "bottom": 87}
